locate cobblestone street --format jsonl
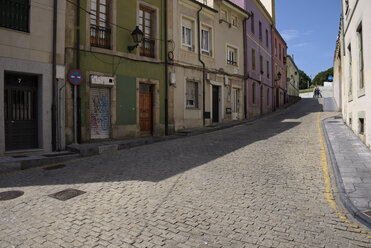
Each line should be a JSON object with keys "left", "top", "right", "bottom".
{"left": 1, "top": 99, "right": 371, "bottom": 248}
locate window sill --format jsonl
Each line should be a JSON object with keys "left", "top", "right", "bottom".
{"left": 186, "top": 107, "right": 200, "bottom": 110}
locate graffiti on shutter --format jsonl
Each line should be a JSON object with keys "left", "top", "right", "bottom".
{"left": 90, "top": 87, "right": 110, "bottom": 139}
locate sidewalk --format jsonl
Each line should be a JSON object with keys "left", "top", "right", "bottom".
{"left": 322, "top": 115, "right": 371, "bottom": 229}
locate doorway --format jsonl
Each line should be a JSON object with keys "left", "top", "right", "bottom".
{"left": 212, "top": 85, "right": 219, "bottom": 123}
{"left": 4, "top": 73, "right": 38, "bottom": 151}
{"left": 139, "top": 83, "right": 153, "bottom": 134}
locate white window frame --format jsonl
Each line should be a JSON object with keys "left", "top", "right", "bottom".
{"left": 231, "top": 15, "right": 237, "bottom": 27}
{"left": 181, "top": 17, "right": 194, "bottom": 52}
{"left": 201, "top": 26, "right": 212, "bottom": 56}
{"left": 220, "top": 9, "right": 227, "bottom": 21}
{"left": 186, "top": 80, "right": 199, "bottom": 109}
{"left": 227, "top": 46, "right": 238, "bottom": 66}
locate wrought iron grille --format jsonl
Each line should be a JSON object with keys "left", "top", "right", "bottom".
{"left": 140, "top": 38, "right": 155, "bottom": 58}
{"left": 90, "top": 25, "right": 111, "bottom": 49}
{"left": 0, "top": 0, "right": 30, "bottom": 32}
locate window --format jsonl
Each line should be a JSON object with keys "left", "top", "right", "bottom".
{"left": 90, "top": 0, "right": 111, "bottom": 49}
{"left": 139, "top": 6, "right": 155, "bottom": 57}
{"left": 220, "top": 10, "right": 227, "bottom": 21}
{"left": 186, "top": 81, "right": 199, "bottom": 108}
{"left": 348, "top": 44, "right": 352, "bottom": 94}
{"left": 266, "top": 61, "right": 270, "bottom": 78}
{"left": 279, "top": 43, "right": 282, "bottom": 61}
{"left": 231, "top": 15, "right": 237, "bottom": 27}
{"left": 275, "top": 39, "right": 277, "bottom": 56}
{"left": 252, "top": 48, "right": 256, "bottom": 71}
{"left": 267, "top": 88, "right": 270, "bottom": 106}
{"left": 345, "top": 0, "right": 349, "bottom": 14}
{"left": 265, "top": 29, "right": 269, "bottom": 47}
{"left": 357, "top": 24, "right": 364, "bottom": 89}
{"left": 259, "top": 22, "right": 262, "bottom": 41}
{"left": 227, "top": 46, "right": 237, "bottom": 66}
{"left": 252, "top": 82, "right": 256, "bottom": 104}
{"left": 182, "top": 18, "right": 194, "bottom": 51}
{"left": 250, "top": 12, "right": 254, "bottom": 33}
{"left": 359, "top": 118, "right": 365, "bottom": 135}
{"left": 201, "top": 27, "right": 211, "bottom": 56}
{"left": 0, "top": 0, "right": 29, "bottom": 32}
{"left": 259, "top": 55, "right": 263, "bottom": 74}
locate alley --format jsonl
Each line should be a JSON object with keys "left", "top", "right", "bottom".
{"left": 0, "top": 99, "right": 371, "bottom": 248}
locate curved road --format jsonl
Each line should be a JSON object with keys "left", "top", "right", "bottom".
{"left": 0, "top": 99, "right": 370, "bottom": 247}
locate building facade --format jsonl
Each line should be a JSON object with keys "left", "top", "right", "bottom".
{"left": 286, "top": 55, "right": 299, "bottom": 99}
{"left": 167, "top": 0, "right": 249, "bottom": 130}
{"left": 333, "top": 18, "right": 343, "bottom": 112}
{"left": 340, "top": 0, "right": 371, "bottom": 147}
{"left": 272, "top": 27, "right": 287, "bottom": 109}
{"left": 234, "top": 0, "right": 274, "bottom": 117}
{"left": 65, "top": 0, "right": 166, "bottom": 144}
{"left": 0, "top": 0, "right": 66, "bottom": 155}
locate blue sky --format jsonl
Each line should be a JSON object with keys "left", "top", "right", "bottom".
{"left": 275, "top": 0, "right": 341, "bottom": 79}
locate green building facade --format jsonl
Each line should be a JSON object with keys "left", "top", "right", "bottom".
{"left": 65, "top": 0, "right": 166, "bottom": 144}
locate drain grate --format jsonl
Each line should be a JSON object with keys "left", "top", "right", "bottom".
{"left": 43, "top": 164, "right": 66, "bottom": 170}
{"left": 49, "top": 188, "right": 86, "bottom": 201}
{"left": 364, "top": 210, "right": 371, "bottom": 218}
{"left": 334, "top": 116, "right": 342, "bottom": 119}
{"left": 0, "top": 191, "right": 24, "bottom": 201}
{"left": 12, "top": 155, "right": 27, "bottom": 158}
{"left": 328, "top": 121, "right": 341, "bottom": 123}
{"left": 43, "top": 153, "right": 75, "bottom": 157}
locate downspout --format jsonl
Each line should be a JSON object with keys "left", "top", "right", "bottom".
{"left": 197, "top": 5, "right": 206, "bottom": 126}
{"left": 52, "top": 0, "right": 58, "bottom": 151}
{"left": 76, "top": 0, "right": 82, "bottom": 143}
{"left": 243, "top": 18, "right": 248, "bottom": 119}
{"left": 164, "top": 0, "right": 169, "bottom": 135}
{"left": 271, "top": 25, "right": 274, "bottom": 111}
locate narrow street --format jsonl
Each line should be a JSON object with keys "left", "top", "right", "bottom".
{"left": 0, "top": 99, "right": 370, "bottom": 248}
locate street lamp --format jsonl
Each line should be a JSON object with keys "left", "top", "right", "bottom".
{"left": 275, "top": 72, "right": 281, "bottom": 82}
{"left": 128, "top": 26, "right": 144, "bottom": 52}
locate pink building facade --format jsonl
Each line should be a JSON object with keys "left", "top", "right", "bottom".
{"left": 232, "top": 0, "right": 274, "bottom": 117}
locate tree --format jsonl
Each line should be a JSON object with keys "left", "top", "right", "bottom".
{"left": 312, "top": 67, "right": 333, "bottom": 86}
{"left": 299, "top": 70, "right": 311, "bottom": 89}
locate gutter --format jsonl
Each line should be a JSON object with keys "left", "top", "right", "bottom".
{"left": 52, "top": 0, "right": 58, "bottom": 151}
{"left": 197, "top": 4, "right": 206, "bottom": 126}
{"left": 164, "top": 0, "right": 169, "bottom": 135}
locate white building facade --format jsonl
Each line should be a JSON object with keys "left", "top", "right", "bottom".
{"left": 341, "top": 0, "right": 371, "bottom": 147}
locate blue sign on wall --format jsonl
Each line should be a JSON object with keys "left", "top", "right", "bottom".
{"left": 328, "top": 75, "right": 333, "bottom": 81}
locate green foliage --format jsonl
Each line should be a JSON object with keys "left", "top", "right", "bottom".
{"left": 299, "top": 70, "right": 312, "bottom": 89}
{"left": 312, "top": 67, "right": 333, "bottom": 86}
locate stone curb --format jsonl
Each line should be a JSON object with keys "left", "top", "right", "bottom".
{"left": 321, "top": 116, "right": 371, "bottom": 230}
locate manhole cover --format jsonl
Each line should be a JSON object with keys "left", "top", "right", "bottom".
{"left": 0, "top": 191, "right": 24, "bottom": 201}
{"left": 49, "top": 188, "right": 86, "bottom": 201}
{"left": 364, "top": 210, "right": 371, "bottom": 218}
{"left": 43, "top": 164, "right": 66, "bottom": 170}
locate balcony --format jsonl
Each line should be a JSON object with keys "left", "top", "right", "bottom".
{"left": 140, "top": 38, "right": 155, "bottom": 58}
{"left": 90, "top": 25, "right": 111, "bottom": 49}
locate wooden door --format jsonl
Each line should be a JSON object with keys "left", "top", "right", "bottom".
{"left": 139, "top": 84, "right": 153, "bottom": 134}
{"left": 4, "top": 73, "right": 38, "bottom": 151}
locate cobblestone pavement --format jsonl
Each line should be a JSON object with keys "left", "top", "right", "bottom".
{"left": 1, "top": 99, "right": 371, "bottom": 248}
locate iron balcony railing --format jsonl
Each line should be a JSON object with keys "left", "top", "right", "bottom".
{"left": 140, "top": 38, "right": 155, "bottom": 58}
{"left": 0, "top": 0, "right": 30, "bottom": 32}
{"left": 90, "top": 25, "right": 111, "bottom": 49}
{"left": 227, "top": 59, "right": 237, "bottom": 66}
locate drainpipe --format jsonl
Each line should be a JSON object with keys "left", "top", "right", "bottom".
{"left": 243, "top": 18, "right": 248, "bottom": 119}
{"left": 76, "top": 0, "right": 82, "bottom": 143}
{"left": 52, "top": 0, "right": 58, "bottom": 151}
{"left": 164, "top": 0, "right": 169, "bottom": 135}
{"left": 197, "top": 5, "right": 206, "bottom": 126}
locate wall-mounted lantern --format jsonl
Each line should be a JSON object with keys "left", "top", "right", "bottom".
{"left": 275, "top": 72, "right": 282, "bottom": 82}
{"left": 128, "top": 26, "right": 144, "bottom": 52}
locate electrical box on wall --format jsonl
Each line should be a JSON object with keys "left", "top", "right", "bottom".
{"left": 90, "top": 75, "right": 115, "bottom": 87}
{"left": 170, "top": 72, "right": 176, "bottom": 85}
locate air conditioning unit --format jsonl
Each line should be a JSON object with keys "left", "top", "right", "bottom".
{"left": 90, "top": 75, "right": 115, "bottom": 87}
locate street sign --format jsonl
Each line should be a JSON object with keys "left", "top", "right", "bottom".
{"left": 68, "top": 69, "right": 83, "bottom": 85}
{"left": 328, "top": 75, "right": 333, "bottom": 81}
